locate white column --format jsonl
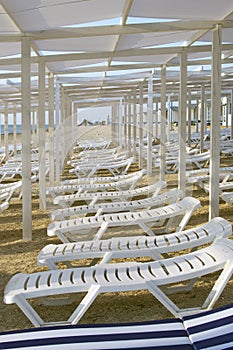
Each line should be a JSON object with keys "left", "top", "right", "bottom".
{"left": 178, "top": 49, "right": 187, "bottom": 194}
{"left": 31, "top": 107, "right": 37, "bottom": 146}
{"left": 200, "top": 84, "right": 205, "bottom": 153}
{"left": 55, "top": 79, "right": 60, "bottom": 183}
{"left": 209, "top": 25, "right": 222, "bottom": 219}
{"left": 225, "top": 97, "right": 229, "bottom": 129}
{"left": 127, "top": 95, "right": 132, "bottom": 153}
{"left": 133, "top": 89, "right": 137, "bottom": 158}
{"left": 60, "top": 87, "right": 65, "bottom": 171}
{"left": 48, "top": 72, "right": 55, "bottom": 186}
{"left": 195, "top": 99, "right": 199, "bottom": 133}
{"left": 64, "top": 92, "right": 69, "bottom": 161}
{"left": 13, "top": 103, "right": 17, "bottom": 154}
{"left": 115, "top": 103, "right": 120, "bottom": 146}
{"left": 4, "top": 101, "right": 9, "bottom": 160}
{"left": 21, "top": 36, "right": 32, "bottom": 241}
{"left": 139, "top": 82, "right": 144, "bottom": 169}
{"left": 123, "top": 96, "right": 127, "bottom": 149}
{"left": 147, "top": 74, "right": 153, "bottom": 175}
{"left": 160, "top": 65, "right": 166, "bottom": 182}
{"left": 231, "top": 90, "right": 233, "bottom": 139}
{"left": 38, "top": 58, "right": 46, "bottom": 210}
{"left": 119, "top": 98, "right": 123, "bottom": 148}
{"left": 187, "top": 89, "right": 192, "bottom": 147}
{"left": 167, "top": 94, "right": 171, "bottom": 142}
{"left": 111, "top": 104, "right": 117, "bottom": 146}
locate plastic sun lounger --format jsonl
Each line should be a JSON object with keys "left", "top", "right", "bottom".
{"left": 155, "top": 151, "right": 210, "bottom": 174}
{"left": 38, "top": 217, "right": 232, "bottom": 270}
{"left": 0, "top": 192, "right": 9, "bottom": 211}
{"left": 68, "top": 152, "right": 127, "bottom": 167}
{"left": 78, "top": 145, "right": 122, "bottom": 157}
{"left": 188, "top": 169, "right": 233, "bottom": 186}
{"left": 47, "top": 197, "right": 201, "bottom": 243}
{"left": 53, "top": 180, "right": 167, "bottom": 208}
{"left": 202, "top": 180, "right": 233, "bottom": 194}
{"left": 4, "top": 238, "right": 233, "bottom": 326}
{"left": 1, "top": 303, "right": 233, "bottom": 350}
{"left": 51, "top": 188, "right": 183, "bottom": 221}
{"left": 221, "top": 191, "right": 233, "bottom": 205}
{"left": 0, "top": 180, "right": 22, "bottom": 202}
{"left": 62, "top": 169, "right": 146, "bottom": 186}
{"left": 69, "top": 156, "right": 135, "bottom": 178}
{"left": 46, "top": 170, "right": 145, "bottom": 199}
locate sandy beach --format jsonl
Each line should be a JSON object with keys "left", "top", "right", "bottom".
{"left": 0, "top": 125, "right": 233, "bottom": 332}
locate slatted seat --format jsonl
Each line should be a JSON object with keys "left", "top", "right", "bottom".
{"left": 53, "top": 180, "right": 167, "bottom": 208}
{"left": 221, "top": 191, "right": 233, "bottom": 204}
{"left": 51, "top": 188, "right": 183, "bottom": 220}
{"left": 68, "top": 152, "right": 127, "bottom": 168}
{"left": 202, "top": 180, "right": 233, "bottom": 194}
{"left": 38, "top": 217, "right": 232, "bottom": 269}
{"left": 48, "top": 197, "right": 200, "bottom": 243}
{"left": 155, "top": 151, "right": 210, "bottom": 174}
{"left": 62, "top": 169, "right": 146, "bottom": 186}
{"left": 46, "top": 170, "right": 145, "bottom": 199}
{"left": 4, "top": 238, "right": 233, "bottom": 326}
{"left": 69, "top": 156, "right": 135, "bottom": 178}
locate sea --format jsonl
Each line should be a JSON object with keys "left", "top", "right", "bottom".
{"left": 0, "top": 125, "right": 49, "bottom": 135}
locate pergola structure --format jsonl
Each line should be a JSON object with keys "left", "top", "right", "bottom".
{"left": 0, "top": 0, "right": 233, "bottom": 240}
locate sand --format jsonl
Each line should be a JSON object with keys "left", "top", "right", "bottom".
{"left": 0, "top": 126, "right": 233, "bottom": 332}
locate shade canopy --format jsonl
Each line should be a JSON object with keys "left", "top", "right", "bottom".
{"left": 0, "top": 0, "right": 232, "bottom": 103}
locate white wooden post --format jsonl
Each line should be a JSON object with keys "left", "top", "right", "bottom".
{"left": 127, "top": 95, "right": 132, "bottom": 153}
{"left": 209, "top": 24, "right": 222, "bottom": 219}
{"left": 55, "top": 79, "right": 60, "bottom": 183}
{"left": 38, "top": 58, "right": 46, "bottom": 210}
{"left": 123, "top": 96, "right": 127, "bottom": 149}
{"left": 48, "top": 72, "right": 55, "bottom": 186}
{"left": 147, "top": 74, "right": 153, "bottom": 175}
{"left": 200, "top": 84, "right": 205, "bottom": 153}
{"left": 111, "top": 104, "right": 117, "bottom": 146}
{"left": 4, "top": 101, "right": 9, "bottom": 160}
{"left": 119, "top": 98, "right": 123, "bottom": 148}
{"left": 187, "top": 89, "right": 192, "bottom": 147}
{"left": 139, "top": 82, "right": 144, "bottom": 169}
{"left": 21, "top": 36, "right": 32, "bottom": 241}
{"left": 231, "top": 90, "right": 233, "bottom": 139}
{"left": 132, "top": 89, "right": 137, "bottom": 158}
{"left": 178, "top": 49, "right": 187, "bottom": 194}
{"left": 13, "top": 102, "right": 17, "bottom": 155}
{"left": 160, "top": 65, "right": 166, "bottom": 182}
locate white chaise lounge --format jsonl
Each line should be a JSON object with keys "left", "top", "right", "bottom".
{"left": 4, "top": 238, "right": 233, "bottom": 326}
{"left": 38, "top": 217, "right": 232, "bottom": 269}
{"left": 53, "top": 180, "right": 167, "bottom": 208}
{"left": 50, "top": 188, "right": 183, "bottom": 220}
{"left": 48, "top": 197, "right": 200, "bottom": 242}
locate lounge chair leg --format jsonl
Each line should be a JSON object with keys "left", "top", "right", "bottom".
{"left": 16, "top": 295, "right": 44, "bottom": 327}
{"left": 147, "top": 281, "right": 181, "bottom": 317}
{"left": 68, "top": 285, "right": 101, "bottom": 324}
{"left": 94, "top": 222, "right": 109, "bottom": 240}
{"left": 202, "top": 260, "right": 233, "bottom": 310}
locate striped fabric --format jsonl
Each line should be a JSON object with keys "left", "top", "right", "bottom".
{"left": 1, "top": 304, "right": 233, "bottom": 349}
{"left": 0, "top": 318, "right": 193, "bottom": 350}
{"left": 183, "top": 303, "right": 233, "bottom": 350}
